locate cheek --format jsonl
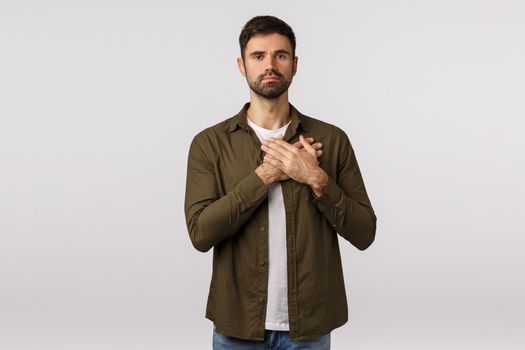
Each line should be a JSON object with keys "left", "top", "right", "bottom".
{"left": 245, "top": 67, "right": 262, "bottom": 80}
{"left": 245, "top": 61, "right": 262, "bottom": 72}
{"left": 278, "top": 62, "right": 294, "bottom": 75}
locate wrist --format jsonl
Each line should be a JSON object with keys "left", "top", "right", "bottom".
{"left": 255, "top": 165, "right": 275, "bottom": 187}
{"left": 309, "top": 167, "right": 328, "bottom": 197}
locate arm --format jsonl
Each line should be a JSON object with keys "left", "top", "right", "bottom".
{"left": 310, "top": 133, "right": 377, "bottom": 250}
{"left": 184, "top": 134, "right": 269, "bottom": 252}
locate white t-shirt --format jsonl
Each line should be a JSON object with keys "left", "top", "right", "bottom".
{"left": 247, "top": 115, "right": 291, "bottom": 331}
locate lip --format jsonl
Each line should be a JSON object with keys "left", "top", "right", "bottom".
{"left": 262, "top": 76, "right": 280, "bottom": 81}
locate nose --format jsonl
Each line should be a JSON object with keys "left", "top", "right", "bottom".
{"left": 264, "top": 55, "right": 277, "bottom": 71}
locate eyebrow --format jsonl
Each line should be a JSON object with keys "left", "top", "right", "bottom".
{"left": 249, "top": 49, "right": 291, "bottom": 56}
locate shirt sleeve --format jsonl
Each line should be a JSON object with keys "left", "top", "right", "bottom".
{"left": 184, "top": 133, "right": 269, "bottom": 252}
{"left": 311, "top": 132, "right": 377, "bottom": 250}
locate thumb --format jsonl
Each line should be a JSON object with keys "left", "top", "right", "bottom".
{"left": 299, "top": 134, "right": 312, "bottom": 149}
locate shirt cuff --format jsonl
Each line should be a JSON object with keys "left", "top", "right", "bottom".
{"left": 311, "top": 175, "right": 340, "bottom": 211}
{"left": 234, "top": 170, "right": 269, "bottom": 212}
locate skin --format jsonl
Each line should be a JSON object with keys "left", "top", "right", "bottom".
{"left": 237, "top": 33, "right": 328, "bottom": 196}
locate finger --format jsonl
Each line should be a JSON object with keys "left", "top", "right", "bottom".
{"left": 311, "top": 142, "right": 323, "bottom": 150}
{"left": 264, "top": 153, "right": 284, "bottom": 170}
{"left": 292, "top": 140, "right": 302, "bottom": 148}
{"left": 294, "top": 137, "right": 314, "bottom": 144}
{"left": 264, "top": 137, "right": 299, "bottom": 158}
{"left": 292, "top": 137, "right": 314, "bottom": 149}
{"left": 265, "top": 153, "right": 281, "bottom": 163}
{"left": 263, "top": 154, "right": 281, "bottom": 170}
{"left": 262, "top": 138, "right": 296, "bottom": 160}
{"left": 300, "top": 134, "right": 320, "bottom": 159}
{"left": 300, "top": 140, "right": 323, "bottom": 153}
{"left": 299, "top": 134, "right": 315, "bottom": 151}
{"left": 316, "top": 149, "right": 323, "bottom": 157}
{"left": 262, "top": 145, "right": 288, "bottom": 163}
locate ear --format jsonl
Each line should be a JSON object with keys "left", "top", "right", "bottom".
{"left": 293, "top": 56, "right": 298, "bottom": 76}
{"left": 237, "top": 57, "right": 246, "bottom": 77}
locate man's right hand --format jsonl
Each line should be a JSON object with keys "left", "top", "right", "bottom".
{"left": 255, "top": 136, "right": 323, "bottom": 186}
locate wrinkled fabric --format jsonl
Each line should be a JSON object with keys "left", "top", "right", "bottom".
{"left": 184, "top": 101, "right": 377, "bottom": 341}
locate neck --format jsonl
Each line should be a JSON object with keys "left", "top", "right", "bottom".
{"left": 246, "top": 92, "right": 291, "bottom": 130}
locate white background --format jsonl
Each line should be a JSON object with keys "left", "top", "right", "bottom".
{"left": 1, "top": 0, "right": 524, "bottom": 349}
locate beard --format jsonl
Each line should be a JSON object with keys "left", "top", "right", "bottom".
{"left": 247, "top": 70, "right": 292, "bottom": 99}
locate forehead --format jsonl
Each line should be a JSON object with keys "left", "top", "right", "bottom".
{"left": 245, "top": 33, "right": 292, "bottom": 53}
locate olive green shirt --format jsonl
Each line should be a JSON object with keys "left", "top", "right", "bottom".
{"left": 184, "top": 101, "right": 377, "bottom": 341}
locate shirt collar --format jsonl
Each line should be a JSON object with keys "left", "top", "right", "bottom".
{"left": 228, "top": 101, "right": 308, "bottom": 134}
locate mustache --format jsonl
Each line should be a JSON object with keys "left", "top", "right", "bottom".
{"left": 259, "top": 71, "right": 282, "bottom": 80}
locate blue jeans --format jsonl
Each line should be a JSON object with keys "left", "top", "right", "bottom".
{"left": 212, "top": 324, "right": 331, "bottom": 350}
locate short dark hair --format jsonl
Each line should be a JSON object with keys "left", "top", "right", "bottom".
{"left": 239, "top": 15, "right": 296, "bottom": 60}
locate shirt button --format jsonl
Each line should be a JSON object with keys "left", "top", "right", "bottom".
{"left": 258, "top": 296, "right": 265, "bottom": 302}
{"left": 332, "top": 224, "right": 337, "bottom": 228}
{"left": 260, "top": 226, "right": 266, "bottom": 232}
{"left": 259, "top": 260, "right": 265, "bottom": 266}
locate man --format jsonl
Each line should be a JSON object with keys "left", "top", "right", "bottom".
{"left": 184, "top": 15, "right": 377, "bottom": 349}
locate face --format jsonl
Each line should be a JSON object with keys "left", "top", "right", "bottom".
{"left": 237, "top": 33, "right": 298, "bottom": 99}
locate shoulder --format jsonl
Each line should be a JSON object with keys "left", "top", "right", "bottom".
{"left": 190, "top": 114, "right": 235, "bottom": 148}
{"left": 299, "top": 112, "right": 351, "bottom": 145}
